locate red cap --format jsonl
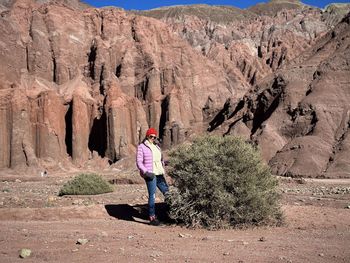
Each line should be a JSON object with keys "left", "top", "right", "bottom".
{"left": 146, "top": 128, "right": 157, "bottom": 137}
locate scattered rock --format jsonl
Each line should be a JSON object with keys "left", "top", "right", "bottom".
{"left": 259, "top": 237, "right": 266, "bottom": 242}
{"left": 12, "top": 196, "right": 20, "bottom": 203}
{"left": 72, "top": 199, "right": 84, "bottom": 205}
{"left": 47, "top": 196, "right": 56, "bottom": 202}
{"left": 100, "top": 231, "right": 108, "bottom": 237}
{"left": 19, "top": 248, "right": 31, "bottom": 258}
{"left": 82, "top": 200, "right": 92, "bottom": 206}
{"left": 76, "top": 238, "right": 89, "bottom": 245}
{"left": 15, "top": 179, "right": 22, "bottom": 183}
{"left": 319, "top": 253, "right": 324, "bottom": 257}
{"left": 150, "top": 251, "right": 162, "bottom": 258}
{"left": 178, "top": 233, "right": 192, "bottom": 238}
{"left": 295, "top": 178, "right": 306, "bottom": 184}
{"left": 223, "top": 252, "right": 230, "bottom": 256}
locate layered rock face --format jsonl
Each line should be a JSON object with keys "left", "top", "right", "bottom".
{"left": 1, "top": 0, "right": 349, "bottom": 178}
{"left": 140, "top": 1, "right": 349, "bottom": 88}
{"left": 0, "top": 0, "right": 241, "bottom": 171}
{"left": 139, "top": 1, "right": 350, "bottom": 178}
{"left": 208, "top": 14, "right": 350, "bottom": 178}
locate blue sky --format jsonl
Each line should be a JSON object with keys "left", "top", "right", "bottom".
{"left": 81, "top": 0, "right": 350, "bottom": 10}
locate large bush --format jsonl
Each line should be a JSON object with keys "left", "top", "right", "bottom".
{"left": 166, "top": 135, "right": 282, "bottom": 229}
{"left": 59, "top": 173, "right": 114, "bottom": 196}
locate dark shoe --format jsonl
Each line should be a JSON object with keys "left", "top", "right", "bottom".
{"left": 149, "top": 218, "right": 160, "bottom": 226}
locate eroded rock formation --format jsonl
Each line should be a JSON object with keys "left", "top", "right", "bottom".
{"left": 140, "top": 1, "right": 349, "bottom": 88}
{"left": 138, "top": 1, "right": 350, "bottom": 178}
{"left": 210, "top": 13, "right": 350, "bottom": 178}
{"left": 0, "top": 0, "right": 349, "bottom": 178}
{"left": 0, "top": 0, "right": 241, "bottom": 171}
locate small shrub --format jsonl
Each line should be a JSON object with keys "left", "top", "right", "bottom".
{"left": 59, "top": 173, "right": 113, "bottom": 196}
{"left": 166, "top": 135, "right": 282, "bottom": 229}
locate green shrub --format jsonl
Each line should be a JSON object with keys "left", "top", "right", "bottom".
{"left": 166, "top": 135, "right": 282, "bottom": 229}
{"left": 59, "top": 173, "right": 114, "bottom": 196}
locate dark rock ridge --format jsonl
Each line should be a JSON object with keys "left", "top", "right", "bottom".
{"left": 138, "top": 4, "right": 257, "bottom": 24}
{"left": 248, "top": 0, "right": 306, "bottom": 16}
{"left": 322, "top": 3, "right": 350, "bottom": 26}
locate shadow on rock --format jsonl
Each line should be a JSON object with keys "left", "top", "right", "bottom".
{"left": 105, "top": 203, "right": 174, "bottom": 225}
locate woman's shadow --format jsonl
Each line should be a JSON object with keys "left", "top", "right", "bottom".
{"left": 105, "top": 203, "right": 173, "bottom": 225}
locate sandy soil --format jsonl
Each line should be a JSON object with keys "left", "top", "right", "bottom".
{"left": 0, "top": 171, "right": 349, "bottom": 263}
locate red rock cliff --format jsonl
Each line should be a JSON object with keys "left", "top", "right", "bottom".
{"left": 0, "top": 0, "right": 242, "bottom": 170}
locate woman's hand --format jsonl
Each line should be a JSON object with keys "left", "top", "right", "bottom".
{"left": 144, "top": 172, "right": 155, "bottom": 180}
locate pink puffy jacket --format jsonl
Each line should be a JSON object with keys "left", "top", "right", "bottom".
{"left": 136, "top": 142, "right": 164, "bottom": 176}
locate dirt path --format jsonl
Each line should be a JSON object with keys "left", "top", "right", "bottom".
{"left": 0, "top": 174, "right": 349, "bottom": 262}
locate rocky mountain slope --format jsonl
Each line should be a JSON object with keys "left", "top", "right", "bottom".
{"left": 140, "top": 1, "right": 349, "bottom": 88}
{"left": 0, "top": 0, "right": 242, "bottom": 171}
{"left": 208, "top": 13, "right": 350, "bottom": 178}
{"left": 138, "top": 0, "right": 350, "bottom": 178}
{"left": 0, "top": 0, "right": 349, "bottom": 178}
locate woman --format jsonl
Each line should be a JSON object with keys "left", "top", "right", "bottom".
{"left": 136, "top": 128, "right": 169, "bottom": 226}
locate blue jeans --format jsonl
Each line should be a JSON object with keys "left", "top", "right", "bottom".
{"left": 145, "top": 174, "right": 169, "bottom": 217}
